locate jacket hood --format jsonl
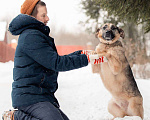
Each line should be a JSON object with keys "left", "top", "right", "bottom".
{"left": 9, "top": 14, "right": 50, "bottom": 36}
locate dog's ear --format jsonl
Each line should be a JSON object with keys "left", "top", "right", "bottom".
{"left": 117, "top": 27, "right": 125, "bottom": 39}
{"left": 95, "top": 28, "right": 100, "bottom": 38}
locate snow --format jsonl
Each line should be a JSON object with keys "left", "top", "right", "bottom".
{"left": 0, "top": 61, "right": 150, "bottom": 120}
{"left": 114, "top": 116, "right": 142, "bottom": 120}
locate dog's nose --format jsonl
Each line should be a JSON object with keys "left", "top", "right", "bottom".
{"left": 103, "top": 30, "right": 115, "bottom": 40}
{"left": 106, "top": 30, "right": 111, "bottom": 33}
{"left": 106, "top": 31, "right": 112, "bottom": 36}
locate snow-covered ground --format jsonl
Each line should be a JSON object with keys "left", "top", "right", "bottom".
{"left": 0, "top": 61, "right": 150, "bottom": 120}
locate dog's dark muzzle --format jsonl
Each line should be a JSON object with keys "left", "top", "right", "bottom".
{"left": 102, "top": 30, "right": 115, "bottom": 41}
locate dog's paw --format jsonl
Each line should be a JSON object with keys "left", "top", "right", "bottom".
{"left": 90, "top": 51, "right": 97, "bottom": 55}
{"left": 98, "top": 52, "right": 107, "bottom": 57}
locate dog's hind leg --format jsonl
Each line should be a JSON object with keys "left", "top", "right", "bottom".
{"left": 127, "top": 97, "right": 144, "bottom": 119}
{"left": 108, "top": 98, "right": 126, "bottom": 119}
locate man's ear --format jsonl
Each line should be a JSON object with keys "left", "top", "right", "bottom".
{"left": 117, "top": 27, "right": 125, "bottom": 39}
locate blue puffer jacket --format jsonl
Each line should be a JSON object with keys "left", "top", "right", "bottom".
{"left": 9, "top": 14, "right": 88, "bottom": 108}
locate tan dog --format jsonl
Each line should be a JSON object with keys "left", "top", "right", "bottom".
{"left": 92, "top": 23, "right": 144, "bottom": 119}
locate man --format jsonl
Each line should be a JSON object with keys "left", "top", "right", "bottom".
{"left": 3, "top": 0, "right": 104, "bottom": 119}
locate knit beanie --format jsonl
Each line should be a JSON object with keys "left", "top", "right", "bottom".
{"left": 20, "top": 0, "right": 40, "bottom": 15}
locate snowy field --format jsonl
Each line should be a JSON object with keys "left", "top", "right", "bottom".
{"left": 0, "top": 61, "right": 150, "bottom": 120}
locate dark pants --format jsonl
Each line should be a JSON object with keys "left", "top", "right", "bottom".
{"left": 14, "top": 102, "right": 69, "bottom": 120}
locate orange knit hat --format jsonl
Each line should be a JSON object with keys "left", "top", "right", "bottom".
{"left": 20, "top": 0, "right": 40, "bottom": 15}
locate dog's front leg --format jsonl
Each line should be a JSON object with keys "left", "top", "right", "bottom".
{"left": 98, "top": 53, "right": 122, "bottom": 75}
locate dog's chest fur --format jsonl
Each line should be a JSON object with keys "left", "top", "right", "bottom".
{"left": 97, "top": 40, "right": 123, "bottom": 52}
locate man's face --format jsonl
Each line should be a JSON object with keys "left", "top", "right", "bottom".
{"left": 35, "top": 5, "right": 49, "bottom": 25}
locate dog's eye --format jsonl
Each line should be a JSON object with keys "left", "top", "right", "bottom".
{"left": 111, "top": 25, "right": 116, "bottom": 30}
{"left": 103, "top": 25, "right": 107, "bottom": 30}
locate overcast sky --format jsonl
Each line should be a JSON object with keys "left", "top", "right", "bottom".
{"left": 0, "top": 0, "right": 87, "bottom": 33}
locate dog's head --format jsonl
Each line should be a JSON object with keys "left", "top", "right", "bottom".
{"left": 95, "top": 23, "right": 125, "bottom": 44}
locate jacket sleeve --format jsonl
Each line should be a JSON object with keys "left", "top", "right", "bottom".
{"left": 68, "top": 50, "right": 82, "bottom": 56}
{"left": 22, "top": 33, "right": 88, "bottom": 72}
